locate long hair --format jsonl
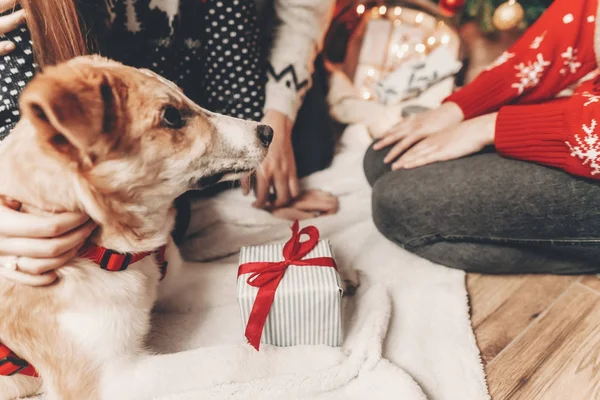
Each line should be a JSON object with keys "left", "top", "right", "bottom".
{"left": 19, "top": 0, "right": 88, "bottom": 67}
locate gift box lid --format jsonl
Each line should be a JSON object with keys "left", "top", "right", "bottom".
{"left": 237, "top": 239, "right": 343, "bottom": 294}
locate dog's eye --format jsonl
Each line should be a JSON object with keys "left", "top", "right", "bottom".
{"left": 162, "top": 106, "right": 185, "bottom": 129}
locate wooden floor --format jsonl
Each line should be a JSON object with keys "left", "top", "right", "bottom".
{"left": 467, "top": 274, "right": 600, "bottom": 400}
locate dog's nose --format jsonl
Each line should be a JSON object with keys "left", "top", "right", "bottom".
{"left": 257, "top": 124, "right": 273, "bottom": 148}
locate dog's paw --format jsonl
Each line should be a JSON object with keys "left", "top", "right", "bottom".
{"left": 340, "top": 268, "right": 360, "bottom": 297}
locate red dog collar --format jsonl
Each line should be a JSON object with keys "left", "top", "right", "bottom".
{"left": 0, "top": 344, "right": 37, "bottom": 377}
{"left": 80, "top": 244, "right": 168, "bottom": 280}
{"left": 0, "top": 245, "right": 168, "bottom": 377}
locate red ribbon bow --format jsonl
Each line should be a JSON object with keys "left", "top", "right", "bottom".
{"left": 238, "top": 221, "right": 337, "bottom": 350}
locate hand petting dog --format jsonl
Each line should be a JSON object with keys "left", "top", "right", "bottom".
{"left": 0, "top": 196, "right": 95, "bottom": 286}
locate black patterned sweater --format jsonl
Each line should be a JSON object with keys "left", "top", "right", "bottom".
{"left": 0, "top": 0, "right": 335, "bottom": 142}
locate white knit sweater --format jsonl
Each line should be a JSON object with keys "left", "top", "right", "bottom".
{"left": 260, "top": 0, "right": 335, "bottom": 121}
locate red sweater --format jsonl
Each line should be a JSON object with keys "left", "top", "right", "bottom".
{"left": 445, "top": 0, "right": 600, "bottom": 179}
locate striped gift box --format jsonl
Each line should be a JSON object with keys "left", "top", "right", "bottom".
{"left": 237, "top": 240, "right": 343, "bottom": 347}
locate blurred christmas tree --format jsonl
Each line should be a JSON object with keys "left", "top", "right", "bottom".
{"left": 459, "top": 0, "right": 552, "bottom": 33}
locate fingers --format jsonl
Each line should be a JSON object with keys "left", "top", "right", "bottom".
{"left": 0, "top": 205, "right": 90, "bottom": 238}
{"left": 0, "top": 40, "right": 15, "bottom": 56}
{"left": 0, "top": 220, "right": 96, "bottom": 258}
{"left": 402, "top": 151, "right": 448, "bottom": 169}
{"left": 373, "top": 129, "right": 407, "bottom": 151}
{"left": 290, "top": 191, "right": 339, "bottom": 214}
{"left": 384, "top": 117, "right": 413, "bottom": 136}
{"left": 272, "top": 162, "right": 298, "bottom": 208}
{"left": 0, "top": 8, "right": 25, "bottom": 36}
{"left": 289, "top": 175, "right": 300, "bottom": 199}
{"left": 392, "top": 142, "right": 438, "bottom": 170}
{"left": 383, "top": 133, "right": 425, "bottom": 164}
{"left": 273, "top": 175, "right": 291, "bottom": 208}
{"left": 272, "top": 190, "right": 339, "bottom": 220}
{"left": 390, "top": 141, "right": 448, "bottom": 170}
{"left": 13, "top": 245, "right": 82, "bottom": 276}
{"left": 0, "top": 267, "right": 58, "bottom": 286}
{"left": 252, "top": 171, "right": 272, "bottom": 209}
{"left": 373, "top": 117, "right": 416, "bottom": 150}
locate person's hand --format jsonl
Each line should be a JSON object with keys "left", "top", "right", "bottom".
{"left": 389, "top": 113, "right": 497, "bottom": 170}
{"left": 272, "top": 189, "right": 339, "bottom": 221}
{"left": 0, "top": 197, "right": 96, "bottom": 286}
{"left": 243, "top": 109, "right": 300, "bottom": 209}
{"left": 373, "top": 102, "right": 465, "bottom": 164}
{"left": 0, "top": 0, "right": 26, "bottom": 56}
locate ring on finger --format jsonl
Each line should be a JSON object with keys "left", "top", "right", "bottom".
{"left": 2, "top": 256, "right": 19, "bottom": 271}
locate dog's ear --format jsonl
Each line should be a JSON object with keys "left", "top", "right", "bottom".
{"left": 19, "top": 70, "right": 124, "bottom": 168}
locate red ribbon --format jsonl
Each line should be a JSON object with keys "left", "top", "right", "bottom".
{"left": 238, "top": 221, "right": 337, "bottom": 350}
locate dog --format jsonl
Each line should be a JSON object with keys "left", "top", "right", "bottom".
{"left": 0, "top": 55, "right": 272, "bottom": 400}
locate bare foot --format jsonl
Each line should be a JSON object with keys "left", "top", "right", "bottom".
{"left": 272, "top": 190, "right": 339, "bottom": 221}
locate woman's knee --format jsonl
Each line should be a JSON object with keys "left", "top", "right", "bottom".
{"left": 363, "top": 144, "right": 391, "bottom": 186}
{"left": 371, "top": 171, "right": 435, "bottom": 247}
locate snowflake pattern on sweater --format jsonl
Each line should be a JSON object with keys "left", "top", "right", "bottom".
{"left": 511, "top": 53, "right": 551, "bottom": 95}
{"left": 567, "top": 119, "right": 600, "bottom": 175}
{"left": 583, "top": 91, "right": 600, "bottom": 106}
{"left": 529, "top": 32, "right": 546, "bottom": 49}
{"left": 485, "top": 51, "right": 515, "bottom": 71}
{"left": 559, "top": 47, "right": 582, "bottom": 75}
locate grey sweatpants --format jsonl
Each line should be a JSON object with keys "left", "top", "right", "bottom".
{"left": 364, "top": 145, "right": 600, "bottom": 274}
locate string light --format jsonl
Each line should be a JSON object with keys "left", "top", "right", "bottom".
{"left": 351, "top": 2, "right": 458, "bottom": 100}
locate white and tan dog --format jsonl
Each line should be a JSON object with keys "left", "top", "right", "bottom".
{"left": 0, "top": 56, "right": 272, "bottom": 400}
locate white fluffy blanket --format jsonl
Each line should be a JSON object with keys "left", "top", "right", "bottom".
{"left": 145, "top": 125, "right": 489, "bottom": 400}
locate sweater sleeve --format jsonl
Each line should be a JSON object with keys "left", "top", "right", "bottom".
{"left": 495, "top": 79, "right": 600, "bottom": 180}
{"left": 264, "top": 0, "right": 335, "bottom": 122}
{"left": 445, "top": 0, "right": 598, "bottom": 119}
